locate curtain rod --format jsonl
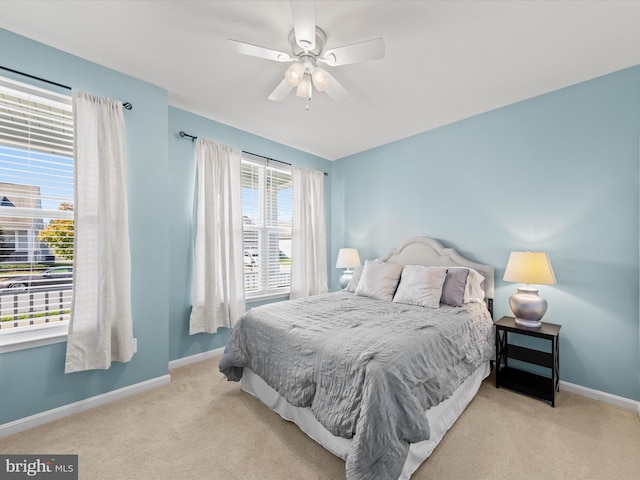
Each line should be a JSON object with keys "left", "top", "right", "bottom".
{"left": 179, "top": 131, "right": 328, "bottom": 176}
{"left": 0, "top": 65, "right": 133, "bottom": 110}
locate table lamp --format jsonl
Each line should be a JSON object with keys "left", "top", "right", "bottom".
{"left": 336, "top": 248, "right": 361, "bottom": 289}
{"left": 503, "top": 251, "right": 556, "bottom": 328}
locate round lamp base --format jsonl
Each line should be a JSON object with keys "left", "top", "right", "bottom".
{"left": 514, "top": 317, "right": 543, "bottom": 328}
{"left": 509, "top": 287, "right": 548, "bottom": 328}
{"left": 339, "top": 271, "right": 353, "bottom": 289}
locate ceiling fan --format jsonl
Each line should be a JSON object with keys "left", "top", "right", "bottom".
{"left": 228, "top": 0, "right": 385, "bottom": 104}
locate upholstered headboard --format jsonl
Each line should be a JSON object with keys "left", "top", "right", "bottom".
{"left": 379, "top": 237, "right": 494, "bottom": 313}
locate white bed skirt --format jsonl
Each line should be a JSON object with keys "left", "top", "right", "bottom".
{"left": 241, "top": 361, "right": 490, "bottom": 479}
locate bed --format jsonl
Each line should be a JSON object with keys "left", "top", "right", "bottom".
{"left": 220, "top": 237, "right": 495, "bottom": 480}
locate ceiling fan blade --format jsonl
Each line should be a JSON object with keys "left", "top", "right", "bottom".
{"left": 324, "top": 73, "right": 349, "bottom": 102}
{"left": 290, "top": 0, "right": 316, "bottom": 51}
{"left": 228, "top": 39, "right": 291, "bottom": 62}
{"left": 268, "top": 78, "right": 294, "bottom": 101}
{"left": 322, "top": 38, "right": 385, "bottom": 66}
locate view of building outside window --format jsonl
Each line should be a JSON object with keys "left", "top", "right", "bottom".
{"left": 0, "top": 76, "right": 74, "bottom": 330}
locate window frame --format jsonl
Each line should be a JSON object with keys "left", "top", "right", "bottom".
{"left": 241, "top": 153, "right": 292, "bottom": 301}
{"left": 0, "top": 74, "right": 74, "bottom": 353}
{"left": 0, "top": 321, "right": 68, "bottom": 353}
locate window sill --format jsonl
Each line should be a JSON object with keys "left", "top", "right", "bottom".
{"left": 0, "top": 321, "right": 69, "bottom": 354}
{"left": 246, "top": 291, "right": 290, "bottom": 303}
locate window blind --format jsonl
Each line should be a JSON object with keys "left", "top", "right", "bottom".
{"left": 0, "top": 75, "right": 74, "bottom": 330}
{"left": 241, "top": 153, "right": 292, "bottom": 297}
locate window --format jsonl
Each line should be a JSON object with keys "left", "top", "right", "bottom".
{"left": 0, "top": 75, "right": 74, "bottom": 344}
{"left": 241, "top": 153, "right": 292, "bottom": 299}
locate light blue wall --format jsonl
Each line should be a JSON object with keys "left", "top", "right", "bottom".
{"left": 0, "top": 29, "right": 170, "bottom": 424}
{"left": 331, "top": 66, "right": 640, "bottom": 401}
{"left": 167, "top": 107, "right": 332, "bottom": 361}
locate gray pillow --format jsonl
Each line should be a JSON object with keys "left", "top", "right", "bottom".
{"left": 446, "top": 267, "right": 485, "bottom": 303}
{"left": 354, "top": 260, "right": 404, "bottom": 302}
{"left": 440, "top": 268, "right": 469, "bottom": 307}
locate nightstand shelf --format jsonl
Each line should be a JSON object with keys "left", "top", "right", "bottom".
{"left": 494, "top": 316, "right": 561, "bottom": 406}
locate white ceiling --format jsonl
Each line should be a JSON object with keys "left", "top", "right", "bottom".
{"left": 1, "top": 1, "right": 639, "bottom": 160}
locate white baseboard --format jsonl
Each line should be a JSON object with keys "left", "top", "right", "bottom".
{"left": 559, "top": 380, "right": 640, "bottom": 415}
{"left": 168, "top": 346, "right": 225, "bottom": 370}
{"left": 0, "top": 374, "right": 171, "bottom": 439}
{"left": 1, "top": 347, "right": 225, "bottom": 439}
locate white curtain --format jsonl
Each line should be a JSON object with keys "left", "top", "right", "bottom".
{"left": 65, "top": 92, "right": 134, "bottom": 373}
{"left": 290, "top": 167, "right": 328, "bottom": 299}
{"left": 189, "top": 138, "right": 245, "bottom": 334}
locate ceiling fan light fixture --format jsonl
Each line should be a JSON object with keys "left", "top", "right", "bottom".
{"left": 311, "top": 66, "right": 331, "bottom": 91}
{"left": 230, "top": 2, "right": 382, "bottom": 104}
{"left": 296, "top": 73, "right": 312, "bottom": 99}
{"left": 285, "top": 62, "right": 305, "bottom": 87}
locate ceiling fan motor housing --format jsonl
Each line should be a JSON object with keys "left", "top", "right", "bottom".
{"left": 288, "top": 27, "right": 327, "bottom": 58}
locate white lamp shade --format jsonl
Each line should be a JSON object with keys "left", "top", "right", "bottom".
{"left": 296, "top": 73, "right": 312, "bottom": 98}
{"left": 503, "top": 251, "right": 556, "bottom": 285}
{"left": 285, "top": 62, "right": 305, "bottom": 87}
{"left": 336, "top": 248, "right": 361, "bottom": 269}
{"left": 311, "top": 66, "right": 331, "bottom": 91}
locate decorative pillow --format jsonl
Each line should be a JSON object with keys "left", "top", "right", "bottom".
{"left": 447, "top": 267, "right": 485, "bottom": 303}
{"left": 440, "top": 268, "right": 469, "bottom": 307}
{"left": 392, "top": 265, "right": 447, "bottom": 308}
{"left": 344, "top": 265, "right": 364, "bottom": 292}
{"left": 354, "top": 260, "right": 404, "bottom": 302}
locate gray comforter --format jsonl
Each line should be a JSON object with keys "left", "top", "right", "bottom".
{"left": 219, "top": 291, "right": 494, "bottom": 480}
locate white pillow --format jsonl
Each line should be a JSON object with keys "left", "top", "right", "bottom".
{"left": 392, "top": 265, "right": 447, "bottom": 308}
{"left": 447, "top": 267, "right": 485, "bottom": 303}
{"left": 354, "top": 260, "right": 404, "bottom": 302}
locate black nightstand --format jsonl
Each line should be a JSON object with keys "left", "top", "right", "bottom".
{"left": 494, "top": 316, "right": 561, "bottom": 407}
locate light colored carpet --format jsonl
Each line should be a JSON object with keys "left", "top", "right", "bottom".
{"left": 1, "top": 357, "right": 639, "bottom": 480}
